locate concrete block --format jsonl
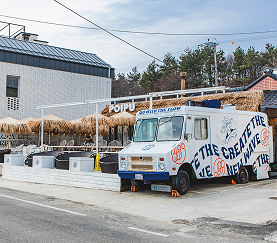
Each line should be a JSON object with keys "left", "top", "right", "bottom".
{"left": 69, "top": 157, "right": 94, "bottom": 172}
{"left": 4, "top": 154, "right": 24, "bottom": 166}
{"left": 33, "top": 156, "right": 55, "bottom": 169}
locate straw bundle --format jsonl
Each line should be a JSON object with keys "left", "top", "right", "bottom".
{"left": 107, "top": 111, "right": 136, "bottom": 127}
{"left": 0, "top": 117, "right": 31, "bottom": 134}
{"left": 28, "top": 114, "right": 72, "bottom": 133}
{"left": 101, "top": 91, "right": 264, "bottom": 118}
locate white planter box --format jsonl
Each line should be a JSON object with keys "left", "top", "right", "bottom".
{"left": 33, "top": 156, "right": 55, "bottom": 168}
{"left": 4, "top": 154, "right": 24, "bottom": 166}
{"left": 69, "top": 157, "right": 94, "bottom": 172}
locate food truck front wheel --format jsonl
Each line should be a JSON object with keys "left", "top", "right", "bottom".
{"left": 175, "top": 170, "right": 190, "bottom": 195}
{"left": 234, "top": 166, "right": 249, "bottom": 184}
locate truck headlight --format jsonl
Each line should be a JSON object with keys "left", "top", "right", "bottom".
{"left": 120, "top": 157, "right": 126, "bottom": 170}
{"left": 159, "top": 162, "right": 165, "bottom": 171}
{"left": 159, "top": 158, "right": 165, "bottom": 171}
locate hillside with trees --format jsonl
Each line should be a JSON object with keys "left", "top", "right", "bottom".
{"left": 112, "top": 43, "right": 277, "bottom": 97}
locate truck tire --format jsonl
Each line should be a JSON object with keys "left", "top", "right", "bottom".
{"left": 234, "top": 166, "right": 249, "bottom": 184}
{"left": 175, "top": 170, "right": 190, "bottom": 195}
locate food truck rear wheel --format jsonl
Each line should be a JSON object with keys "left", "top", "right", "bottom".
{"left": 234, "top": 166, "right": 249, "bottom": 184}
{"left": 175, "top": 170, "right": 190, "bottom": 195}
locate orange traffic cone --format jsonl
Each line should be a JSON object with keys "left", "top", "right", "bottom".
{"left": 172, "top": 190, "right": 181, "bottom": 197}
{"left": 229, "top": 178, "right": 237, "bottom": 184}
{"left": 131, "top": 185, "right": 139, "bottom": 192}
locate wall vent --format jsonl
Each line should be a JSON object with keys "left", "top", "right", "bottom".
{"left": 7, "top": 98, "right": 19, "bottom": 110}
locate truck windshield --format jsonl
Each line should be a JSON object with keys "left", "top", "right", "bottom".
{"left": 156, "top": 116, "right": 184, "bottom": 141}
{"left": 133, "top": 118, "right": 158, "bottom": 142}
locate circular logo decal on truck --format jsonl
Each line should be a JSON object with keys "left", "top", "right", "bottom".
{"left": 260, "top": 128, "right": 269, "bottom": 146}
{"left": 171, "top": 143, "right": 186, "bottom": 165}
{"left": 213, "top": 158, "right": 225, "bottom": 177}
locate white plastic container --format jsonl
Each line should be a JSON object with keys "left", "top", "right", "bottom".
{"left": 69, "top": 157, "right": 94, "bottom": 172}
{"left": 33, "top": 156, "right": 55, "bottom": 168}
{"left": 4, "top": 154, "right": 24, "bottom": 166}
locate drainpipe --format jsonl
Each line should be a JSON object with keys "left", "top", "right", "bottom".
{"left": 41, "top": 109, "right": 44, "bottom": 152}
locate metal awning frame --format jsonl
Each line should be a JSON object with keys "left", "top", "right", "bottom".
{"left": 37, "top": 86, "right": 229, "bottom": 152}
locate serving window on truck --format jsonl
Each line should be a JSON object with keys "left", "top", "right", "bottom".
{"left": 194, "top": 118, "right": 208, "bottom": 140}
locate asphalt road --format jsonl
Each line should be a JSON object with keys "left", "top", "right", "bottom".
{"left": 0, "top": 187, "right": 276, "bottom": 243}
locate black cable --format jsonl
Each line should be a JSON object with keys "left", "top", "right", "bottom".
{"left": 1, "top": 13, "right": 277, "bottom": 36}
{"left": 53, "top": 0, "right": 163, "bottom": 63}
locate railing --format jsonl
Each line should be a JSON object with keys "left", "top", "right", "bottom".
{"left": 43, "top": 145, "right": 124, "bottom": 152}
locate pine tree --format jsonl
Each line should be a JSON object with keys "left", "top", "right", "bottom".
{"left": 139, "top": 60, "right": 162, "bottom": 91}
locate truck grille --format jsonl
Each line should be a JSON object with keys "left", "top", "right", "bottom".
{"left": 127, "top": 156, "right": 156, "bottom": 171}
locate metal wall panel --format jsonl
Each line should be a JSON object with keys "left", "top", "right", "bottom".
{"left": 0, "top": 50, "right": 115, "bottom": 78}
{"left": 0, "top": 61, "right": 112, "bottom": 120}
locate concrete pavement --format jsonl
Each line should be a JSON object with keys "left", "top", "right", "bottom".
{"left": 0, "top": 177, "right": 276, "bottom": 225}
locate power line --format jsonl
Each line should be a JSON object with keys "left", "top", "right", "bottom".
{"left": 1, "top": 10, "right": 277, "bottom": 73}
{"left": 1, "top": 13, "right": 277, "bottom": 37}
{"left": 117, "top": 34, "right": 277, "bottom": 74}
{"left": 53, "top": 0, "right": 162, "bottom": 63}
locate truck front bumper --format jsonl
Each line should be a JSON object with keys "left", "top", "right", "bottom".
{"left": 117, "top": 171, "right": 170, "bottom": 181}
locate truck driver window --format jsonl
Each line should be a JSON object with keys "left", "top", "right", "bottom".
{"left": 157, "top": 116, "right": 184, "bottom": 141}
{"left": 133, "top": 118, "right": 158, "bottom": 142}
{"left": 194, "top": 118, "right": 208, "bottom": 139}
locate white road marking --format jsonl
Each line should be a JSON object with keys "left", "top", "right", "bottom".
{"left": 0, "top": 193, "right": 86, "bottom": 216}
{"left": 127, "top": 227, "right": 170, "bottom": 237}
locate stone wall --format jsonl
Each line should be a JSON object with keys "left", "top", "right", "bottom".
{"left": 3, "top": 165, "right": 121, "bottom": 192}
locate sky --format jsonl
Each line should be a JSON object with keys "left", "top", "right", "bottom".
{"left": 1, "top": 0, "right": 277, "bottom": 75}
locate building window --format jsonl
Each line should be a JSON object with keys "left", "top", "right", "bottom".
{"left": 6, "top": 76, "right": 19, "bottom": 98}
{"left": 194, "top": 118, "right": 208, "bottom": 139}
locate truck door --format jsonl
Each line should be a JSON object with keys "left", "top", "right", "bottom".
{"left": 193, "top": 116, "right": 212, "bottom": 178}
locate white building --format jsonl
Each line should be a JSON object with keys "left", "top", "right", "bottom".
{"left": 0, "top": 35, "right": 114, "bottom": 120}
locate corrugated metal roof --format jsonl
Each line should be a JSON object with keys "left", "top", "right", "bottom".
{"left": 262, "top": 90, "right": 277, "bottom": 106}
{"left": 0, "top": 36, "right": 112, "bottom": 68}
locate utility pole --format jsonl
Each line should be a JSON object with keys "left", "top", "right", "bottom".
{"left": 199, "top": 39, "right": 219, "bottom": 86}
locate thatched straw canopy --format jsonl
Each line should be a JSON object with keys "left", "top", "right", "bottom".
{"left": 107, "top": 111, "right": 136, "bottom": 127}
{"left": 70, "top": 118, "right": 94, "bottom": 135}
{"left": 28, "top": 114, "right": 72, "bottom": 133}
{"left": 82, "top": 113, "right": 107, "bottom": 126}
{"left": 70, "top": 118, "right": 83, "bottom": 134}
{"left": 101, "top": 91, "right": 264, "bottom": 117}
{"left": 81, "top": 114, "right": 110, "bottom": 136}
{"left": 20, "top": 117, "right": 34, "bottom": 133}
{"left": 98, "top": 124, "right": 109, "bottom": 136}
{"left": 0, "top": 117, "right": 31, "bottom": 134}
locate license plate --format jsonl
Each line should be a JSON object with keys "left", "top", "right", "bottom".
{"left": 135, "top": 174, "right": 143, "bottom": 180}
{"left": 151, "top": 184, "right": 172, "bottom": 192}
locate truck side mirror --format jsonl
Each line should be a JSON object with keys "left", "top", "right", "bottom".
{"left": 184, "top": 133, "right": 192, "bottom": 141}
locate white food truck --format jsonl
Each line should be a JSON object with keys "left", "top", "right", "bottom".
{"left": 117, "top": 105, "right": 273, "bottom": 195}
